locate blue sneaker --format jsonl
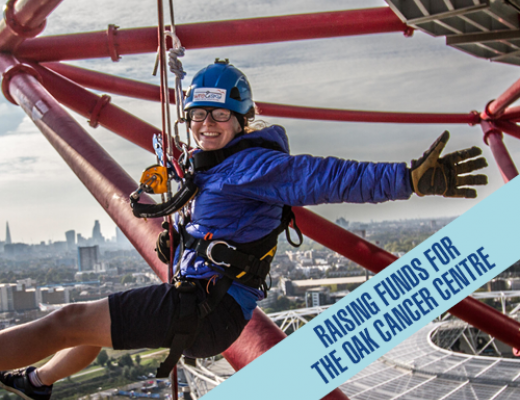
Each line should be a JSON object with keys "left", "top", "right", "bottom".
{"left": 0, "top": 367, "right": 52, "bottom": 400}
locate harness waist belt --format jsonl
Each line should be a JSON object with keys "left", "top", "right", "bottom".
{"left": 183, "top": 234, "right": 271, "bottom": 288}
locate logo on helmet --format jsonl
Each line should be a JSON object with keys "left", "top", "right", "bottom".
{"left": 193, "top": 88, "right": 227, "bottom": 103}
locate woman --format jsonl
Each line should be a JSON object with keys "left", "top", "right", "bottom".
{"left": 0, "top": 59, "right": 487, "bottom": 400}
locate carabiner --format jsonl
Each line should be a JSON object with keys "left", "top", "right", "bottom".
{"left": 206, "top": 241, "right": 236, "bottom": 267}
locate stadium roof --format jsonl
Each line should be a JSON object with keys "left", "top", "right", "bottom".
{"left": 340, "top": 322, "right": 520, "bottom": 399}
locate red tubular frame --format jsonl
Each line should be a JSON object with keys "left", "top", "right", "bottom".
{"left": 496, "top": 105, "right": 520, "bottom": 122}
{"left": 43, "top": 62, "right": 479, "bottom": 125}
{"left": 43, "top": 62, "right": 177, "bottom": 103}
{"left": 0, "top": 0, "right": 62, "bottom": 52}
{"left": 493, "top": 119, "right": 520, "bottom": 141}
{"left": 481, "top": 121, "right": 519, "bottom": 183}
{"left": 15, "top": 8, "right": 407, "bottom": 62}
{"left": 255, "top": 102, "right": 479, "bottom": 124}
{"left": 482, "top": 77, "right": 520, "bottom": 119}
{"left": 31, "top": 63, "right": 164, "bottom": 154}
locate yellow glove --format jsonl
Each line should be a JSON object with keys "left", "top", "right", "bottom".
{"left": 411, "top": 131, "right": 488, "bottom": 198}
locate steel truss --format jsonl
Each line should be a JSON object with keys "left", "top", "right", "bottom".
{"left": 1, "top": 1, "right": 520, "bottom": 400}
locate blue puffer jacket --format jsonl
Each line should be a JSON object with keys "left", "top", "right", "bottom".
{"left": 175, "top": 125, "right": 413, "bottom": 319}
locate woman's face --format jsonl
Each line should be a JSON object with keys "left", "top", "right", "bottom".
{"left": 189, "top": 107, "right": 242, "bottom": 151}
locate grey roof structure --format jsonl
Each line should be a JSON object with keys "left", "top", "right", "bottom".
{"left": 340, "top": 323, "right": 520, "bottom": 400}
{"left": 385, "top": 0, "right": 520, "bottom": 66}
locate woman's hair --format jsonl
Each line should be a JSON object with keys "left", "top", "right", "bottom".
{"left": 243, "top": 104, "right": 269, "bottom": 133}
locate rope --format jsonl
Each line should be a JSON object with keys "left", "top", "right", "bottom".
{"left": 155, "top": 2, "right": 189, "bottom": 396}
{"left": 165, "top": 0, "right": 190, "bottom": 152}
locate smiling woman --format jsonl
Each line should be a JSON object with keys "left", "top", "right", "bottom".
{"left": 188, "top": 107, "right": 242, "bottom": 151}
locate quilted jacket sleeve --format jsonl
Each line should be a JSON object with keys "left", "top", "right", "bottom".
{"left": 219, "top": 149, "right": 414, "bottom": 206}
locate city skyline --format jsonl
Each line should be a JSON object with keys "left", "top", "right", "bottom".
{"left": 0, "top": 219, "right": 120, "bottom": 245}
{"left": 0, "top": 214, "right": 454, "bottom": 246}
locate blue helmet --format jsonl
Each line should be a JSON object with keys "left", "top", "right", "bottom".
{"left": 184, "top": 59, "right": 254, "bottom": 116}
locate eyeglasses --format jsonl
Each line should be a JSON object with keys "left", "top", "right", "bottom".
{"left": 188, "top": 108, "right": 233, "bottom": 122}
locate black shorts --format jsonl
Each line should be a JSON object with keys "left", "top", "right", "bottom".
{"left": 108, "top": 282, "right": 249, "bottom": 358}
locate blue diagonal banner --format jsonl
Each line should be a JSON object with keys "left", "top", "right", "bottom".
{"left": 202, "top": 176, "right": 520, "bottom": 400}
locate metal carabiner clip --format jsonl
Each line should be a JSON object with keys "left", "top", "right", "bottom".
{"left": 206, "top": 241, "right": 236, "bottom": 267}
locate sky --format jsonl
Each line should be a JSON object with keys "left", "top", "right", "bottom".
{"left": 2, "top": 0, "right": 520, "bottom": 244}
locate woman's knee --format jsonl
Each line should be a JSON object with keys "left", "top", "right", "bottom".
{"left": 46, "top": 300, "right": 112, "bottom": 347}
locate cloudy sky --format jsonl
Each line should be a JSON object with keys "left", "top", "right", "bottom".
{"left": 1, "top": 0, "right": 520, "bottom": 244}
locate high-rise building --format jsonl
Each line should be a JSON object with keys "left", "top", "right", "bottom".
{"left": 65, "top": 230, "right": 76, "bottom": 250}
{"left": 77, "top": 233, "right": 87, "bottom": 246}
{"left": 5, "top": 222, "right": 11, "bottom": 245}
{"left": 78, "top": 245, "right": 100, "bottom": 271}
{"left": 92, "top": 220, "right": 105, "bottom": 245}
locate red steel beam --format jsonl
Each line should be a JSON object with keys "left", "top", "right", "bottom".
{"left": 1, "top": 55, "right": 349, "bottom": 400}
{"left": 15, "top": 8, "right": 409, "bottom": 62}
{"left": 30, "top": 63, "right": 167, "bottom": 155}
{"left": 256, "top": 102, "right": 480, "bottom": 125}
{"left": 0, "top": 54, "right": 166, "bottom": 282}
{"left": 482, "top": 77, "right": 520, "bottom": 119}
{"left": 0, "top": 0, "right": 63, "bottom": 52}
{"left": 493, "top": 119, "right": 520, "bottom": 141}
{"left": 497, "top": 105, "right": 520, "bottom": 122}
{"left": 44, "top": 62, "right": 479, "bottom": 125}
{"left": 481, "top": 121, "right": 519, "bottom": 183}
{"left": 43, "top": 62, "right": 177, "bottom": 103}
{"left": 292, "top": 207, "right": 520, "bottom": 350}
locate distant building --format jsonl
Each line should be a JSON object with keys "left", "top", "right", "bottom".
{"left": 77, "top": 233, "right": 87, "bottom": 246}
{"left": 52, "top": 241, "right": 68, "bottom": 253}
{"left": 65, "top": 230, "right": 76, "bottom": 250}
{"left": 92, "top": 220, "right": 105, "bottom": 245}
{"left": 281, "top": 276, "right": 367, "bottom": 296}
{"left": 5, "top": 222, "right": 11, "bottom": 245}
{"left": 0, "top": 281, "right": 38, "bottom": 312}
{"left": 4, "top": 243, "right": 30, "bottom": 257}
{"left": 40, "top": 287, "right": 71, "bottom": 305}
{"left": 306, "top": 287, "right": 330, "bottom": 307}
{"left": 335, "top": 217, "right": 349, "bottom": 228}
{"left": 78, "top": 245, "right": 100, "bottom": 271}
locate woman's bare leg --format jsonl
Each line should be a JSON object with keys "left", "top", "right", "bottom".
{"left": 0, "top": 298, "right": 112, "bottom": 371}
{"left": 37, "top": 346, "right": 102, "bottom": 386}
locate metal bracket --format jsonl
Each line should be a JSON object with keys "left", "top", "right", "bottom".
{"left": 481, "top": 99, "right": 496, "bottom": 121}
{"left": 1, "top": 63, "right": 41, "bottom": 105}
{"left": 3, "top": 0, "right": 46, "bottom": 39}
{"left": 481, "top": 120, "right": 503, "bottom": 145}
{"left": 88, "top": 94, "right": 111, "bottom": 127}
{"left": 107, "top": 24, "right": 121, "bottom": 62}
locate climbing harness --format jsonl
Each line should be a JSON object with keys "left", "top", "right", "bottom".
{"left": 155, "top": 138, "right": 303, "bottom": 379}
